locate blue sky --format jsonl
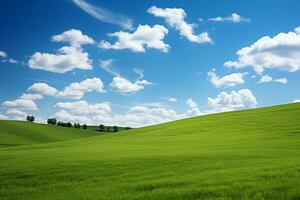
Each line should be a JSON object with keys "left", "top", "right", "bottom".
{"left": 1, "top": 0, "right": 300, "bottom": 127}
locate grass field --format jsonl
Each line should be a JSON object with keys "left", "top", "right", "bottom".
{"left": 0, "top": 120, "right": 101, "bottom": 147}
{"left": 0, "top": 103, "right": 300, "bottom": 199}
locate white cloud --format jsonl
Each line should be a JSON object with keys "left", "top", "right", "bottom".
{"left": 2, "top": 99, "right": 38, "bottom": 111}
{"left": 147, "top": 6, "right": 212, "bottom": 44}
{"left": 0, "top": 51, "right": 7, "bottom": 58}
{"left": 28, "top": 29, "right": 93, "bottom": 73}
{"left": 258, "top": 75, "right": 273, "bottom": 83}
{"left": 0, "top": 114, "right": 8, "bottom": 120}
{"left": 6, "top": 109, "right": 27, "bottom": 117}
{"left": 206, "top": 89, "right": 257, "bottom": 113}
{"left": 274, "top": 78, "right": 288, "bottom": 84}
{"left": 208, "top": 69, "right": 246, "bottom": 88}
{"left": 113, "top": 105, "right": 178, "bottom": 127}
{"left": 27, "top": 82, "right": 57, "bottom": 96}
{"left": 54, "top": 100, "right": 113, "bottom": 124}
{"left": 99, "top": 59, "right": 119, "bottom": 76}
{"left": 293, "top": 99, "right": 300, "bottom": 103}
{"left": 0, "top": 51, "right": 18, "bottom": 64}
{"left": 258, "top": 75, "right": 288, "bottom": 84}
{"left": 184, "top": 98, "right": 201, "bottom": 117}
{"left": 55, "top": 100, "right": 111, "bottom": 114}
{"left": 110, "top": 76, "right": 152, "bottom": 94}
{"left": 8, "top": 58, "right": 18, "bottom": 64}
{"left": 167, "top": 97, "right": 177, "bottom": 102}
{"left": 100, "top": 24, "right": 170, "bottom": 53}
{"left": 73, "top": 0, "right": 132, "bottom": 30}
{"left": 208, "top": 13, "right": 250, "bottom": 23}
{"left": 20, "top": 93, "right": 44, "bottom": 100}
{"left": 186, "top": 98, "right": 198, "bottom": 108}
{"left": 56, "top": 77, "right": 105, "bottom": 99}
{"left": 224, "top": 27, "right": 300, "bottom": 74}
{"left": 28, "top": 46, "right": 92, "bottom": 73}
{"left": 52, "top": 29, "right": 95, "bottom": 47}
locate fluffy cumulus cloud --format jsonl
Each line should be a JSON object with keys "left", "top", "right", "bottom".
{"left": 52, "top": 29, "right": 95, "bottom": 47}
{"left": 1, "top": 99, "right": 38, "bottom": 119}
{"left": 6, "top": 109, "right": 27, "bottom": 117}
{"left": 28, "top": 29, "right": 94, "bottom": 73}
{"left": 186, "top": 98, "right": 198, "bottom": 108}
{"left": 20, "top": 93, "right": 44, "bottom": 100}
{"left": 56, "top": 77, "right": 105, "bottom": 99}
{"left": 99, "top": 24, "right": 170, "bottom": 53}
{"left": 28, "top": 46, "right": 92, "bottom": 73}
{"left": 208, "top": 69, "right": 246, "bottom": 88}
{"left": 185, "top": 98, "right": 201, "bottom": 117}
{"left": 113, "top": 105, "right": 179, "bottom": 127}
{"left": 114, "top": 98, "right": 202, "bottom": 127}
{"left": 0, "top": 51, "right": 7, "bottom": 58}
{"left": 54, "top": 100, "right": 113, "bottom": 124}
{"left": 147, "top": 6, "right": 212, "bottom": 44}
{"left": 49, "top": 90, "right": 258, "bottom": 127}
{"left": 224, "top": 27, "right": 300, "bottom": 74}
{"left": 110, "top": 76, "right": 152, "bottom": 94}
{"left": 1, "top": 99, "right": 38, "bottom": 111}
{"left": 27, "top": 82, "right": 57, "bottom": 96}
{"left": 206, "top": 89, "right": 257, "bottom": 113}
{"left": 208, "top": 13, "right": 250, "bottom": 23}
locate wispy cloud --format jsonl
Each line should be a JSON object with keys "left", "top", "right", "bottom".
{"left": 73, "top": 0, "right": 133, "bottom": 30}
{"left": 99, "top": 59, "right": 120, "bottom": 76}
{"left": 208, "top": 13, "right": 250, "bottom": 23}
{"left": 134, "top": 68, "right": 144, "bottom": 80}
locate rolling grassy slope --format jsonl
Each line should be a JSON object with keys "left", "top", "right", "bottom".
{"left": 0, "top": 120, "right": 100, "bottom": 147}
{"left": 0, "top": 103, "right": 300, "bottom": 199}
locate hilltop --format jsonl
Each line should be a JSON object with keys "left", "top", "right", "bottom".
{"left": 0, "top": 103, "right": 300, "bottom": 199}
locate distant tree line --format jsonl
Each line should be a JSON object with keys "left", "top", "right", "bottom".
{"left": 98, "top": 124, "right": 131, "bottom": 132}
{"left": 47, "top": 118, "right": 87, "bottom": 130}
{"left": 25, "top": 116, "right": 130, "bottom": 132}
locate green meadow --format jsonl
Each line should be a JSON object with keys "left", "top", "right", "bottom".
{"left": 0, "top": 103, "right": 300, "bottom": 200}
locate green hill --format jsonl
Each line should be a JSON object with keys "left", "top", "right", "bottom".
{"left": 0, "top": 103, "right": 300, "bottom": 199}
{"left": 0, "top": 120, "right": 100, "bottom": 147}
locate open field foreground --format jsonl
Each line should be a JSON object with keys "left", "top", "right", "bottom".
{"left": 1, "top": 103, "right": 300, "bottom": 200}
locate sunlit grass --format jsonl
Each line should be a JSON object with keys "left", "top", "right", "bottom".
{"left": 1, "top": 103, "right": 300, "bottom": 199}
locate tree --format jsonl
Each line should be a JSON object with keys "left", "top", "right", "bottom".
{"left": 113, "top": 126, "right": 118, "bottom": 132}
{"left": 57, "top": 121, "right": 63, "bottom": 126}
{"left": 99, "top": 124, "right": 105, "bottom": 132}
{"left": 26, "top": 115, "right": 34, "bottom": 123}
{"left": 66, "top": 122, "right": 72, "bottom": 128}
{"left": 47, "top": 118, "right": 57, "bottom": 125}
{"left": 52, "top": 118, "right": 57, "bottom": 125}
{"left": 74, "top": 123, "right": 81, "bottom": 129}
{"left": 83, "top": 124, "right": 87, "bottom": 129}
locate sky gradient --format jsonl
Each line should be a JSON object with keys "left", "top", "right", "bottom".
{"left": 1, "top": 0, "right": 300, "bottom": 127}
